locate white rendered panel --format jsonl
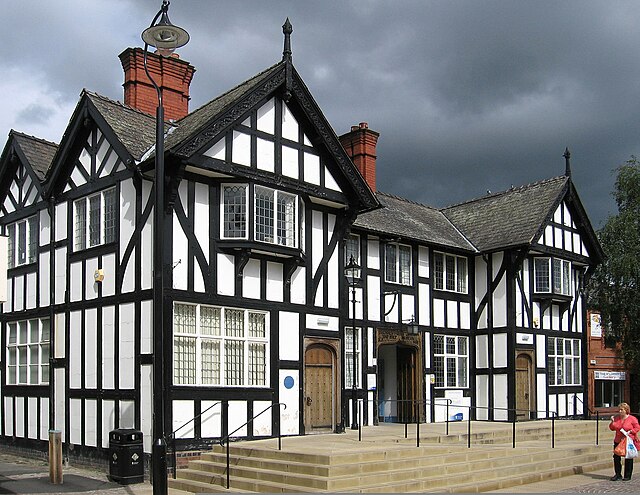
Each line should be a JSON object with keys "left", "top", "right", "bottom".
{"left": 85, "top": 399, "right": 97, "bottom": 447}
{"left": 282, "top": 104, "right": 299, "bottom": 141}
{"left": 368, "top": 327, "right": 375, "bottom": 367}
{"left": 554, "top": 205, "right": 562, "bottom": 224}
{"left": 119, "top": 401, "right": 135, "bottom": 429}
{"left": 368, "top": 238, "right": 380, "bottom": 270}
{"left": 86, "top": 257, "right": 98, "bottom": 300}
{"left": 402, "top": 293, "right": 415, "bottom": 324}
{"left": 4, "top": 397, "right": 13, "bottom": 436}
{"left": 460, "top": 302, "right": 470, "bottom": 329}
{"left": 327, "top": 216, "right": 339, "bottom": 309}
{"left": 476, "top": 375, "right": 489, "bottom": 420}
{"left": 141, "top": 300, "right": 152, "bottom": 354}
{"left": 70, "top": 262, "right": 82, "bottom": 302}
{"left": 194, "top": 182, "right": 209, "bottom": 265}
{"left": 475, "top": 255, "right": 487, "bottom": 329}
{"left": 554, "top": 227, "right": 562, "bottom": 249}
{"left": 536, "top": 334, "right": 546, "bottom": 368}
{"left": 70, "top": 399, "right": 81, "bottom": 444}
{"left": 102, "top": 400, "right": 115, "bottom": 449}
{"left": 217, "top": 254, "right": 234, "bottom": 296}
{"left": 26, "top": 272, "right": 36, "bottom": 309}
{"left": 542, "top": 304, "right": 551, "bottom": 330}
{"left": 446, "top": 300, "right": 458, "bottom": 328}
{"left": 266, "top": 262, "right": 283, "bottom": 302}
{"left": 173, "top": 185, "right": 188, "bottom": 291}
{"left": 549, "top": 394, "right": 557, "bottom": 418}
{"left": 324, "top": 167, "right": 340, "bottom": 191}
{"left": 232, "top": 131, "right": 250, "bottom": 166}
{"left": 39, "top": 398, "right": 49, "bottom": 441}
{"left": 120, "top": 180, "right": 136, "bottom": 259}
{"left": 102, "top": 253, "right": 116, "bottom": 297}
{"left": 493, "top": 333, "right": 508, "bottom": 368}
{"left": 69, "top": 311, "right": 82, "bottom": 389}
{"left": 140, "top": 364, "right": 152, "bottom": 453}
{"left": 99, "top": 147, "right": 118, "bottom": 178}
{"left": 4, "top": 277, "right": 10, "bottom": 313}
{"left": 85, "top": 308, "right": 97, "bottom": 389}
{"left": 290, "top": 267, "right": 305, "bottom": 305}
{"left": 537, "top": 374, "right": 548, "bottom": 418}
{"left": 122, "top": 246, "right": 135, "bottom": 293}
{"left": 201, "top": 401, "right": 222, "bottom": 438}
{"left": 552, "top": 305, "right": 560, "bottom": 331}
{"left": 476, "top": 335, "right": 489, "bottom": 368}
{"left": 119, "top": 303, "right": 135, "bottom": 390}
{"left": 173, "top": 400, "right": 195, "bottom": 439}
{"left": 40, "top": 209, "right": 50, "bottom": 246}
{"left": 28, "top": 397, "right": 37, "bottom": 439}
{"left": 279, "top": 311, "right": 299, "bottom": 361}
{"left": 253, "top": 401, "right": 272, "bottom": 436}
{"left": 562, "top": 305, "right": 570, "bottom": 332}
{"left": 256, "top": 98, "right": 275, "bottom": 134}
{"left": 242, "top": 259, "right": 260, "bottom": 299}
{"left": 257, "top": 138, "right": 275, "bottom": 172}
{"left": 304, "top": 152, "right": 320, "bottom": 185}
{"left": 563, "top": 203, "right": 571, "bottom": 226}
{"left": 14, "top": 275, "right": 24, "bottom": 311}
{"left": 279, "top": 370, "right": 299, "bottom": 435}
{"left": 228, "top": 401, "right": 248, "bottom": 437}
{"left": 54, "top": 368, "right": 65, "bottom": 435}
{"left": 433, "top": 299, "right": 445, "bottom": 328}
{"left": 102, "top": 306, "right": 115, "bottom": 389}
{"left": 305, "top": 314, "right": 338, "bottom": 332}
{"left": 16, "top": 398, "right": 24, "bottom": 437}
{"left": 424, "top": 331, "right": 431, "bottom": 368}
{"left": 54, "top": 313, "right": 65, "bottom": 358}
{"left": 493, "top": 374, "right": 508, "bottom": 421}
{"left": 368, "top": 275, "right": 381, "bottom": 322}
{"left": 55, "top": 202, "right": 67, "bottom": 242}
{"left": 492, "top": 252, "right": 507, "bottom": 328}
{"left": 204, "top": 137, "right": 225, "bottom": 160}
{"left": 557, "top": 394, "right": 567, "bottom": 417}
{"left": 282, "top": 146, "right": 300, "bottom": 179}
{"left": 141, "top": 181, "right": 153, "bottom": 290}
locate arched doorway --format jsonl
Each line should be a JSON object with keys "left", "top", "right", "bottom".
{"left": 304, "top": 342, "right": 339, "bottom": 432}
{"left": 515, "top": 351, "right": 535, "bottom": 420}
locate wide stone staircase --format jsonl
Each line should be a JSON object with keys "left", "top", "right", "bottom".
{"left": 169, "top": 420, "right": 614, "bottom": 493}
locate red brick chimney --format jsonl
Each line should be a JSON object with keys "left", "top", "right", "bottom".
{"left": 118, "top": 47, "right": 196, "bottom": 121}
{"left": 339, "top": 122, "right": 379, "bottom": 193}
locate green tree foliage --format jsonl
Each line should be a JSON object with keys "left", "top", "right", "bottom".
{"left": 589, "top": 156, "right": 640, "bottom": 377}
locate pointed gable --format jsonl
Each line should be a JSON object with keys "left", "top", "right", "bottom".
{"left": 0, "top": 131, "right": 56, "bottom": 215}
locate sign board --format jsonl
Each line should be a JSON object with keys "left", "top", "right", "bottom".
{"left": 590, "top": 313, "right": 602, "bottom": 338}
{"left": 594, "top": 371, "right": 626, "bottom": 381}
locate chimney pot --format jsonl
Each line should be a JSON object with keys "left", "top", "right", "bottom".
{"left": 339, "top": 123, "right": 380, "bottom": 193}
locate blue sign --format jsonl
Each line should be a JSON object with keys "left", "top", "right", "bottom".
{"left": 284, "top": 375, "right": 294, "bottom": 389}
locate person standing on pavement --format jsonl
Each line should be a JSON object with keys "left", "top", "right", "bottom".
{"left": 609, "top": 402, "right": 640, "bottom": 481}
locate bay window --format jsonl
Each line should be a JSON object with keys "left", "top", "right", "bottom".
{"left": 534, "top": 257, "right": 571, "bottom": 296}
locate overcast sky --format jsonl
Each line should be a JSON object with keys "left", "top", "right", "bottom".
{"left": 2, "top": 0, "right": 639, "bottom": 230}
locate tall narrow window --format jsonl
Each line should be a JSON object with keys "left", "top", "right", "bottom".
{"left": 222, "top": 185, "right": 247, "bottom": 239}
{"left": 74, "top": 187, "right": 117, "bottom": 251}
{"left": 345, "top": 327, "right": 361, "bottom": 388}
{"left": 6, "top": 224, "right": 15, "bottom": 269}
{"left": 385, "top": 243, "right": 412, "bottom": 285}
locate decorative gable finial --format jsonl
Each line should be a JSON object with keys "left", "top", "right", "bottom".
{"left": 282, "top": 18, "right": 293, "bottom": 102}
{"left": 282, "top": 18, "right": 293, "bottom": 62}
{"left": 563, "top": 147, "right": 571, "bottom": 177}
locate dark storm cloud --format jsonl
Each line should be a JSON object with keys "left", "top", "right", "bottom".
{"left": 2, "top": 0, "right": 639, "bottom": 229}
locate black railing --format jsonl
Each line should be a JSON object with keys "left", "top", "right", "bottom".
{"left": 165, "top": 401, "right": 222, "bottom": 479}
{"left": 219, "top": 402, "right": 287, "bottom": 490}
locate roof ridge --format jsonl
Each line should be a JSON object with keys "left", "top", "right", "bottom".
{"left": 10, "top": 130, "right": 59, "bottom": 148}
{"left": 377, "top": 190, "right": 439, "bottom": 210}
{"left": 442, "top": 175, "right": 567, "bottom": 211}
{"left": 82, "top": 89, "right": 160, "bottom": 125}
{"left": 175, "top": 61, "right": 284, "bottom": 124}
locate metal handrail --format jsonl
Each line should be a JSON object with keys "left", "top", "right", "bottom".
{"left": 165, "top": 400, "right": 222, "bottom": 479}
{"left": 219, "top": 402, "right": 287, "bottom": 490}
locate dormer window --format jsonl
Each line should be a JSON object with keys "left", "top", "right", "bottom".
{"left": 534, "top": 257, "right": 571, "bottom": 296}
{"left": 221, "top": 184, "right": 298, "bottom": 248}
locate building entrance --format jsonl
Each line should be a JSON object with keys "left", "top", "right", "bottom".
{"left": 303, "top": 340, "right": 340, "bottom": 432}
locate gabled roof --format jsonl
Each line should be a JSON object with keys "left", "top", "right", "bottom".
{"left": 354, "top": 192, "right": 476, "bottom": 252}
{"left": 442, "top": 176, "right": 569, "bottom": 252}
{"left": 10, "top": 131, "right": 58, "bottom": 180}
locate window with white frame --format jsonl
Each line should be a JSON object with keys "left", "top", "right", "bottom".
{"left": 547, "top": 337, "right": 581, "bottom": 386}
{"left": 6, "top": 215, "right": 38, "bottom": 268}
{"left": 433, "top": 252, "right": 467, "bottom": 293}
{"left": 74, "top": 187, "right": 117, "bottom": 251}
{"left": 534, "top": 257, "right": 571, "bottom": 296}
{"left": 173, "top": 303, "right": 269, "bottom": 387}
{"left": 345, "top": 234, "right": 361, "bottom": 279}
{"left": 6, "top": 318, "right": 50, "bottom": 385}
{"left": 221, "top": 184, "right": 298, "bottom": 248}
{"left": 433, "top": 334, "right": 468, "bottom": 388}
{"left": 344, "top": 327, "right": 361, "bottom": 388}
{"left": 385, "top": 243, "right": 411, "bottom": 285}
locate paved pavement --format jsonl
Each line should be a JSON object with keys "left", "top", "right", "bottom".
{"left": 2, "top": 451, "right": 640, "bottom": 494}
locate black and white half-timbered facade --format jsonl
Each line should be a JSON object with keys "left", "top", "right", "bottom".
{"left": 0, "top": 22, "right": 602, "bottom": 465}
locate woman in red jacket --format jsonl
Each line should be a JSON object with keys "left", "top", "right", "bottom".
{"left": 609, "top": 402, "right": 640, "bottom": 481}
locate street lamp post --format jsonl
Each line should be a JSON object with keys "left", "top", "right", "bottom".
{"left": 345, "top": 255, "right": 360, "bottom": 430}
{"left": 140, "top": 2, "right": 189, "bottom": 494}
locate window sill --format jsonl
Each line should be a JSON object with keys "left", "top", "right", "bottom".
{"left": 219, "top": 240, "right": 305, "bottom": 261}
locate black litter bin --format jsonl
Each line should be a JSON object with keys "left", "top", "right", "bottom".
{"left": 109, "top": 428, "right": 144, "bottom": 484}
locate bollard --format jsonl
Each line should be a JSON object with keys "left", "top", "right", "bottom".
{"left": 49, "top": 430, "right": 63, "bottom": 485}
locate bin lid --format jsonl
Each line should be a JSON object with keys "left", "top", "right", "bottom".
{"left": 109, "top": 428, "right": 143, "bottom": 442}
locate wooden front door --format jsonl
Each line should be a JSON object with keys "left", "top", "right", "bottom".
{"left": 304, "top": 345, "right": 335, "bottom": 430}
{"left": 397, "top": 347, "right": 417, "bottom": 422}
{"left": 515, "top": 352, "right": 534, "bottom": 420}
